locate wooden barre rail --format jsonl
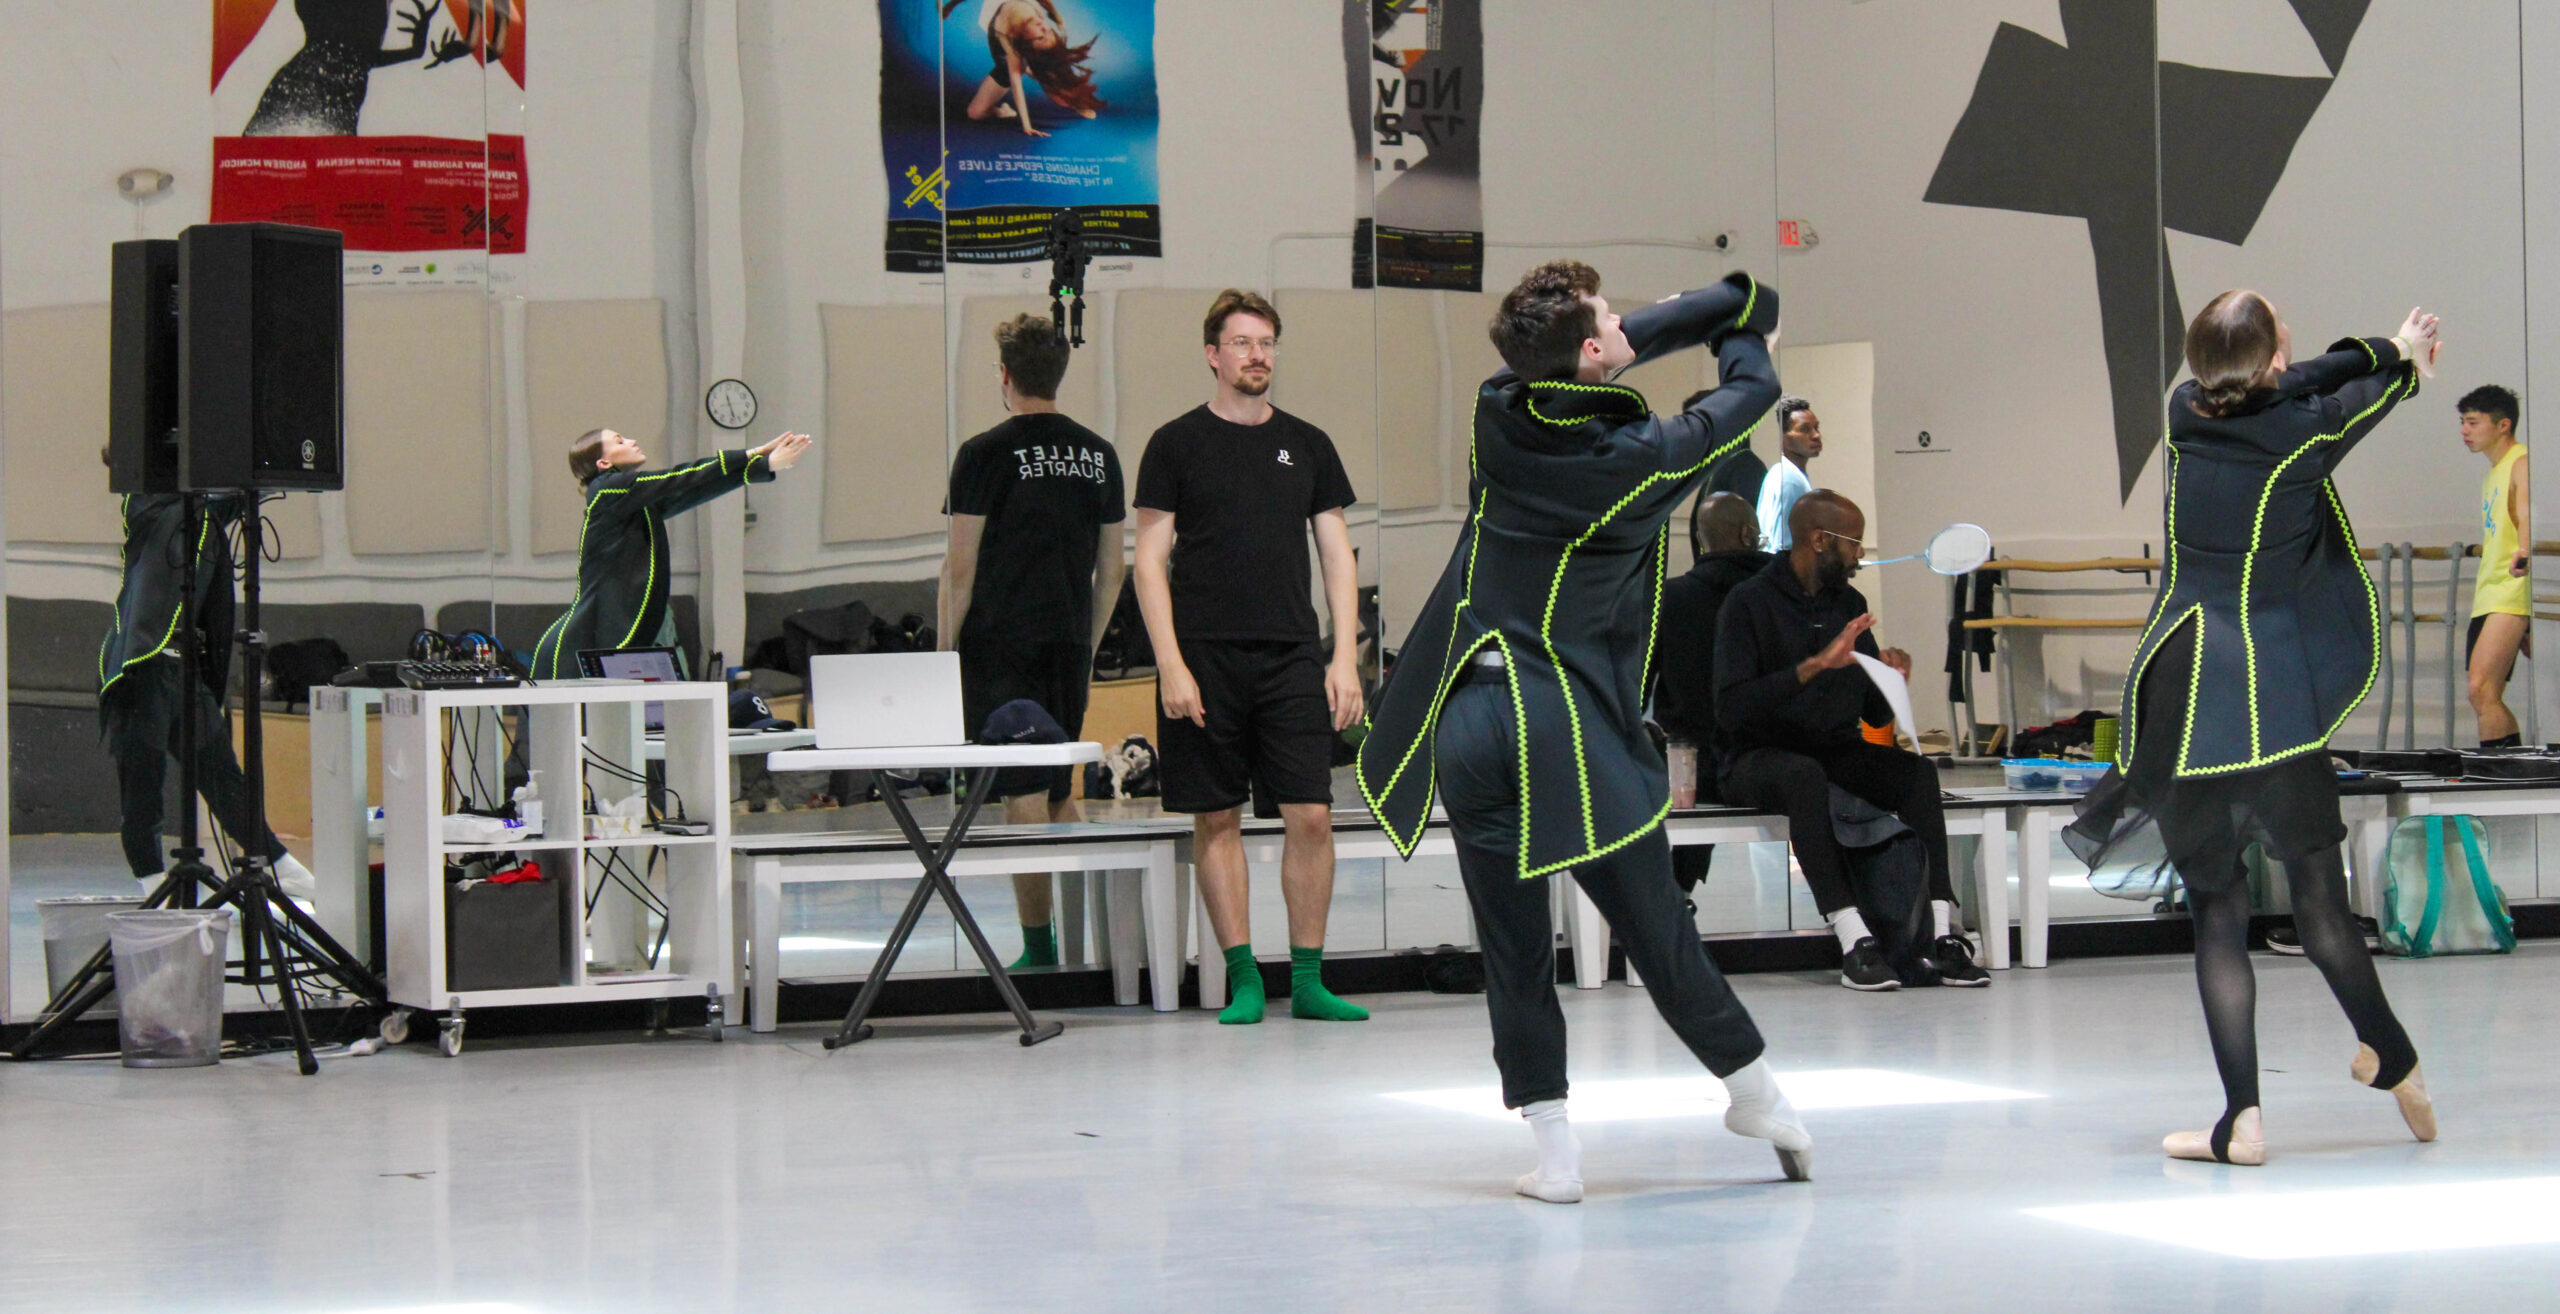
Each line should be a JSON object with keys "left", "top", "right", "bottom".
{"left": 1979, "top": 543, "right": 2545, "bottom": 574}
{"left": 1961, "top": 617, "right": 2147, "bottom": 630}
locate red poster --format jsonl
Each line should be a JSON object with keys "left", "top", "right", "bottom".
{"left": 210, "top": 1, "right": 526, "bottom": 278}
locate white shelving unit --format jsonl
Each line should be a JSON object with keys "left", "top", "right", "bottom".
{"left": 380, "top": 680, "right": 733, "bottom": 1054}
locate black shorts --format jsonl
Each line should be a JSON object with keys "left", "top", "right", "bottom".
{"left": 2467, "top": 612, "right": 2528, "bottom": 681}
{"left": 960, "top": 639, "right": 1091, "bottom": 802}
{"left": 1157, "top": 639, "right": 1335, "bottom": 815}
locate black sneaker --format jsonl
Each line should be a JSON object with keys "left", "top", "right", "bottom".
{"left": 1927, "top": 934, "right": 1991, "bottom": 987}
{"left": 2266, "top": 926, "right": 2306, "bottom": 956}
{"left": 1840, "top": 938, "right": 1900, "bottom": 991}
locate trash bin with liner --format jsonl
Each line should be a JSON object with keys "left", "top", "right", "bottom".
{"left": 105, "top": 909, "right": 233, "bottom": 1068}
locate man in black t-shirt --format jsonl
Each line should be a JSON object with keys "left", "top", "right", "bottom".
{"left": 1132, "top": 288, "right": 1368, "bottom": 1026}
{"left": 941, "top": 313, "right": 1127, "bottom": 969}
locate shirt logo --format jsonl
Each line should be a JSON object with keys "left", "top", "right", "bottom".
{"left": 1276, "top": 449, "right": 1294, "bottom": 466}
{"left": 1012, "top": 443, "right": 1108, "bottom": 482}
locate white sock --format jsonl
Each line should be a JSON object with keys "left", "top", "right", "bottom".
{"left": 134, "top": 873, "right": 164, "bottom": 900}
{"left": 271, "top": 853, "right": 317, "bottom": 897}
{"left": 1516, "top": 1099, "right": 1583, "bottom": 1202}
{"left": 1721, "top": 1058, "right": 1811, "bottom": 1151}
{"left": 1827, "top": 908, "right": 1872, "bottom": 952}
{"left": 1932, "top": 900, "right": 1956, "bottom": 939}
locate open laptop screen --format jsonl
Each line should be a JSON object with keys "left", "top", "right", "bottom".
{"left": 578, "top": 647, "right": 684, "bottom": 731}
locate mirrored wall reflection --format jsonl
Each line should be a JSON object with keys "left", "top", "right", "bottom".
{"left": 0, "top": 2, "right": 518, "bottom": 1017}
{"left": 1768, "top": 0, "right": 2551, "bottom": 920}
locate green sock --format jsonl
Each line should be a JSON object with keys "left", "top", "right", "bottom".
{"left": 1007, "top": 923, "right": 1057, "bottom": 970}
{"left": 1289, "top": 945, "right": 1369, "bottom": 1021}
{"left": 1217, "top": 944, "right": 1265, "bottom": 1025}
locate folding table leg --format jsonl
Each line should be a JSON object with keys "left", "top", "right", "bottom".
{"left": 824, "top": 768, "right": 1062, "bottom": 1049}
{"left": 1981, "top": 813, "right": 2013, "bottom": 970}
{"left": 1105, "top": 868, "right": 1145, "bottom": 1006}
{"left": 1059, "top": 872, "right": 1087, "bottom": 967}
{"left": 1142, "top": 843, "right": 1182, "bottom": 1012}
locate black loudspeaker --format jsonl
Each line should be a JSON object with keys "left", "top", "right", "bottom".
{"left": 107, "top": 239, "right": 182, "bottom": 494}
{"left": 178, "top": 222, "right": 344, "bottom": 491}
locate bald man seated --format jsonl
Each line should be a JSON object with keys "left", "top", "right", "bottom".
{"left": 1651, "top": 491, "right": 1770, "bottom": 891}
{"left": 1710, "top": 491, "right": 1988, "bottom": 990}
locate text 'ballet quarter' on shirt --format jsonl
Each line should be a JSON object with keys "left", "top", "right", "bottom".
{"left": 1131, "top": 404, "right": 1357, "bottom": 643}
{"left": 945, "top": 412, "right": 1127, "bottom": 649}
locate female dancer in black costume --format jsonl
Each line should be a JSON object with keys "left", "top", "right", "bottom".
{"left": 2073, "top": 292, "right": 2442, "bottom": 1165}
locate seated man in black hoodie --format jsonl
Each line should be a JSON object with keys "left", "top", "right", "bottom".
{"left": 1653, "top": 491, "right": 1768, "bottom": 891}
{"left": 1713, "top": 490, "right": 1988, "bottom": 990}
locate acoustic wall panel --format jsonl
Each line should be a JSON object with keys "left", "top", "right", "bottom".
{"left": 527, "top": 299, "right": 668, "bottom": 556}
{"left": 2, "top": 305, "right": 121, "bottom": 545}
{"left": 342, "top": 291, "right": 493, "bottom": 556}
{"left": 821, "top": 303, "right": 946, "bottom": 544}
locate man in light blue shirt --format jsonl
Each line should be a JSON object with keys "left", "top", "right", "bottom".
{"left": 1755, "top": 396, "right": 1819, "bottom": 549}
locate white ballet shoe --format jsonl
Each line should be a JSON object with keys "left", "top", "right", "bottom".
{"left": 2164, "top": 1106, "right": 2265, "bottom": 1166}
{"left": 2352, "top": 1044, "right": 2437, "bottom": 1143}
{"left": 1514, "top": 1172, "right": 1584, "bottom": 1204}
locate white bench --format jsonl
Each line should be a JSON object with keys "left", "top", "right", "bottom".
{"left": 1179, "top": 798, "right": 2019, "bottom": 1008}
{"left": 731, "top": 821, "right": 1184, "bottom": 1032}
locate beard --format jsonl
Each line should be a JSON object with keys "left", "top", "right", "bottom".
{"left": 1230, "top": 369, "right": 1272, "bottom": 397}
{"left": 1816, "top": 554, "right": 1856, "bottom": 591}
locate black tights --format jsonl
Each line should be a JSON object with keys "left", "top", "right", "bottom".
{"left": 2183, "top": 843, "right": 2415, "bottom": 1152}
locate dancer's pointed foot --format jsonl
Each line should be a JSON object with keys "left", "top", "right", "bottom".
{"left": 1514, "top": 1172, "right": 1584, "bottom": 1204}
{"left": 2353, "top": 1044, "right": 2437, "bottom": 1142}
{"left": 1721, "top": 1059, "right": 1814, "bottom": 1181}
{"left": 2164, "top": 1106, "right": 2265, "bottom": 1165}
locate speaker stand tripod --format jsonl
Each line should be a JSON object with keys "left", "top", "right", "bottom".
{"left": 8, "top": 493, "right": 388, "bottom": 1073}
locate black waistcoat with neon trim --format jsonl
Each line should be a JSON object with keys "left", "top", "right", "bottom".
{"left": 98, "top": 492, "right": 240, "bottom": 707}
{"left": 1358, "top": 273, "right": 1781, "bottom": 878}
{"left": 530, "top": 450, "right": 772, "bottom": 679}
{"left": 2122, "top": 337, "right": 2418, "bottom": 779}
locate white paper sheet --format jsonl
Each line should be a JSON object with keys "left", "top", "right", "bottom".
{"left": 1853, "top": 653, "right": 1920, "bottom": 748}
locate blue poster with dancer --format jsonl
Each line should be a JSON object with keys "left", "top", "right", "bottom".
{"left": 881, "top": 0, "right": 1161, "bottom": 274}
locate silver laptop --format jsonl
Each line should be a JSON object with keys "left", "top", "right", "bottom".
{"left": 808, "top": 652, "right": 968, "bottom": 750}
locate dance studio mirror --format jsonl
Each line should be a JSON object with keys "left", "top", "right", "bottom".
{"left": 0, "top": 3, "right": 511, "bottom": 1019}
{"left": 1767, "top": 0, "right": 2548, "bottom": 923}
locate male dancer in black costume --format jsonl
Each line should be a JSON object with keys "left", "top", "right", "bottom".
{"left": 97, "top": 487, "right": 316, "bottom": 898}
{"left": 1359, "top": 262, "right": 1809, "bottom": 1202}
{"left": 528, "top": 428, "right": 810, "bottom": 680}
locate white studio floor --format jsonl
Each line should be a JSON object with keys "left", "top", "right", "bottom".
{"left": 2, "top": 940, "right": 2555, "bottom": 1313}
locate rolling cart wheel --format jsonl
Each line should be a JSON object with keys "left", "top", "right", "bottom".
{"left": 705, "top": 986, "right": 724, "bottom": 1043}
{"left": 378, "top": 1009, "right": 412, "bottom": 1046}
{"left": 439, "top": 1023, "right": 463, "bottom": 1058}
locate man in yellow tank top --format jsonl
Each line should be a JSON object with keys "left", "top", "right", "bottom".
{"left": 2461, "top": 384, "right": 2529, "bottom": 746}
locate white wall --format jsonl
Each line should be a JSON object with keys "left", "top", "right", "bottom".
{"left": 1767, "top": 0, "right": 2538, "bottom": 743}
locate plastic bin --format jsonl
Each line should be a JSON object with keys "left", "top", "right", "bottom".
{"left": 2004, "top": 758, "right": 2111, "bottom": 793}
{"left": 38, "top": 895, "right": 142, "bottom": 1019}
{"left": 105, "top": 909, "right": 233, "bottom": 1068}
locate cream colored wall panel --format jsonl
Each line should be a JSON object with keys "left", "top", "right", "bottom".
{"left": 527, "top": 299, "right": 669, "bottom": 556}
{"left": 1270, "top": 290, "right": 1375, "bottom": 504}
{"left": 2, "top": 304, "right": 119, "bottom": 545}
{"left": 343, "top": 291, "right": 493, "bottom": 556}
{"left": 821, "top": 303, "right": 945, "bottom": 544}
{"left": 1112, "top": 289, "right": 1216, "bottom": 471}
{"left": 270, "top": 490, "right": 323, "bottom": 560}
{"left": 1778, "top": 340, "right": 1877, "bottom": 549}
{"left": 955, "top": 295, "right": 1104, "bottom": 443}
{"left": 1373, "top": 291, "right": 1442, "bottom": 511}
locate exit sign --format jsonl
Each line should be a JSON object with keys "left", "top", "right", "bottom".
{"left": 1777, "top": 219, "right": 1821, "bottom": 251}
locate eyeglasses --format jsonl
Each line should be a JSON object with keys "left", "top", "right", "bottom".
{"left": 1813, "top": 528, "right": 1871, "bottom": 556}
{"left": 1220, "top": 337, "right": 1279, "bottom": 354}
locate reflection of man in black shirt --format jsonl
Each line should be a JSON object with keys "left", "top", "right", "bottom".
{"left": 1132, "top": 289, "right": 1367, "bottom": 1026}
{"left": 940, "top": 314, "right": 1127, "bottom": 969}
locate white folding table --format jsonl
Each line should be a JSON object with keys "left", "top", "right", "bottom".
{"left": 767, "top": 742, "right": 1104, "bottom": 1048}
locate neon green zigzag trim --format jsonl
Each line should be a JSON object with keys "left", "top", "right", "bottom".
{"left": 2119, "top": 442, "right": 2180, "bottom": 775}
{"left": 2181, "top": 369, "right": 2406, "bottom": 776}
{"left": 1524, "top": 380, "right": 1647, "bottom": 428}
{"left": 1534, "top": 413, "right": 1764, "bottom": 872}
{"left": 99, "top": 498, "right": 213, "bottom": 697}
